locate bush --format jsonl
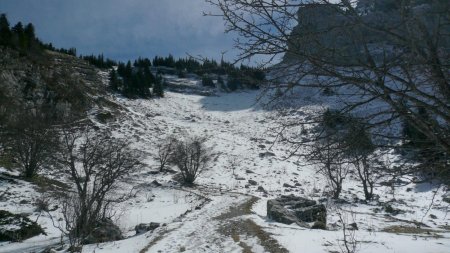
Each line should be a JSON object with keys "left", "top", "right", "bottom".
{"left": 0, "top": 210, "right": 45, "bottom": 242}
{"left": 170, "top": 136, "right": 211, "bottom": 185}
{"left": 157, "top": 136, "right": 177, "bottom": 172}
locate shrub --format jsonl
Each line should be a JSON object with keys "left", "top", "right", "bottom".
{"left": 170, "top": 136, "right": 211, "bottom": 185}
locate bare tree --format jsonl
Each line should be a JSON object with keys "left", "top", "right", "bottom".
{"left": 207, "top": 0, "right": 450, "bottom": 176}
{"left": 342, "top": 119, "right": 377, "bottom": 201}
{"left": 170, "top": 136, "right": 211, "bottom": 185}
{"left": 157, "top": 136, "right": 177, "bottom": 172}
{"left": 310, "top": 135, "right": 349, "bottom": 199}
{"left": 56, "top": 126, "right": 141, "bottom": 249}
{"left": 3, "top": 112, "right": 57, "bottom": 178}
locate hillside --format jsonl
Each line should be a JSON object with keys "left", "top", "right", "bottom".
{"left": 1, "top": 71, "right": 450, "bottom": 252}
{"left": 0, "top": 46, "right": 120, "bottom": 124}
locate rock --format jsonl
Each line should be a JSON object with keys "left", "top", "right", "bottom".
{"left": 151, "top": 180, "right": 162, "bottom": 187}
{"left": 259, "top": 151, "right": 275, "bottom": 158}
{"left": 135, "top": 222, "right": 160, "bottom": 235}
{"left": 257, "top": 186, "right": 267, "bottom": 193}
{"left": 294, "top": 204, "right": 326, "bottom": 223}
{"left": 235, "top": 177, "right": 246, "bottom": 181}
{"left": 267, "top": 195, "right": 327, "bottom": 227}
{"left": 248, "top": 179, "right": 258, "bottom": 186}
{"left": 84, "top": 219, "right": 123, "bottom": 244}
{"left": 0, "top": 210, "right": 46, "bottom": 242}
{"left": 267, "top": 201, "right": 298, "bottom": 224}
{"left": 283, "top": 183, "right": 294, "bottom": 188}
{"left": 311, "top": 221, "right": 326, "bottom": 230}
{"left": 245, "top": 169, "right": 254, "bottom": 174}
{"left": 257, "top": 144, "right": 266, "bottom": 148}
{"left": 442, "top": 192, "right": 450, "bottom": 203}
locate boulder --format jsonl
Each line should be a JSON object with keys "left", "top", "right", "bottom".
{"left": 259, "top": 151, "right": 275, "bottom": 158}
{"left": 135, "top": 222, "right": 160, "bottom": 235}
{"left": 294, "top": 204, "right": 326, "bottom": 223}
{"left": 283, "top": 183, "right": 294, "bottom": 188}
{"left": 257, "top": 186, "right": 267, "bottom": 193}
{"left": 248, "top": 179, "right": 258, "bottom": 186}
{"left": 267, "top": 195, "right": 327, "bottom": 228}
{"left": 151, "top": 180, "right": 162, "bottom": 187}
{"left": 84, "top": 219, "right": 123, "bottom": 244}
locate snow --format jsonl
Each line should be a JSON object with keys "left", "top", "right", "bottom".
{"left": 1, "top": 76, "right": 449, "bottom": 252}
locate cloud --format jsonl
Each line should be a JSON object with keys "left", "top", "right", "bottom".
{"left": 0, "top": 0, "right": 237, "bottom": 61}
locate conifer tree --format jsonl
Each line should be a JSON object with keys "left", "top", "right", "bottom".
{"left": 12, "top": 22, "right": 26, "bottom": 49}
{"left": 23, "top": 23, "right": 36, "bottom": 49}
{"left": 109, "top": 69, "right": 120, "bottom": 91}
{"left": 0, "top": 14, "right": 11, "bottom": 46}
{"left": 153, "top": 76, "right": 164, "bottom": 97}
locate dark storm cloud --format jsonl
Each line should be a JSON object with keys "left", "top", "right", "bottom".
{"left": 0, "top": 0, "right": 237, "bottom": 61}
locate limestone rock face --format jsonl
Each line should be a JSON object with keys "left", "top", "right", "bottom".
{"left": 267, "top": 195, "right": 327, "bottom": 229}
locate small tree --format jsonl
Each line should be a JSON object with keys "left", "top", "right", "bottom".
{"left": 157, "top": 136, "right": 177, "bottom": 172}
{"left": 343, "top": 123, "right": 377, "bottom": 201}
{"left": 0, "top": 14, "right": 11, "bottom": 46}
{"left": 56, "top": 127, "right": 141, "bottom": 249}
{"left": 4, "top": 112, "right": 57, "bottom": 178}
{"left": 153, "top": 76, "right": 164, "bottom": 98}
{"left": 109, "top": 69, "right": 120, "bottom": 91}
{"left": 170, "top": 136, "right": 211, "bottom": 185}
{"left": 311, "top": 136, "right": 349, "bottom": 199}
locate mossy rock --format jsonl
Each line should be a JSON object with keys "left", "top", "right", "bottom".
{"left": 0, "top": 210, "right": 46, "bottom": 242}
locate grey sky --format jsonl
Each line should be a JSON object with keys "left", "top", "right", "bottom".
{"left": 0, "top": 0, "right": 238, "bottom": 62}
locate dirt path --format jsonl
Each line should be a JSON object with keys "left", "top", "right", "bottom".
{"left": 139, "top": 192, "right": 288, "bottom": 253}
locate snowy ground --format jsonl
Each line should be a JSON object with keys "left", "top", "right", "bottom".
{"left": 1, "top": 78, "right": 450, "bottom": 253}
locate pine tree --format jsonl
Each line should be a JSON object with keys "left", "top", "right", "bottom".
{"left": 0, "top": 14, "right": 11, "bottom": 46}
{"left": 11, "top": 22, "right": 26, "bottom": 48}
{"left": 24, "top": 23, "right": 36, "bottom": 48}
{"left": 153, "top": 76, "right": 164, "bottom": 98}
{"left": 109, "top": 69, "right": 120, "bottom": 91}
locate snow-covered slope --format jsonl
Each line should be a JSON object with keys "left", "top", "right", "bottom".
{"left": 1, "top": 80, "right": 449, "bottom": 252}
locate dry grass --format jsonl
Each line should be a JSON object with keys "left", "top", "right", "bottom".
{"left": 382, "top": 225, "right": 443, "bottom": 238}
